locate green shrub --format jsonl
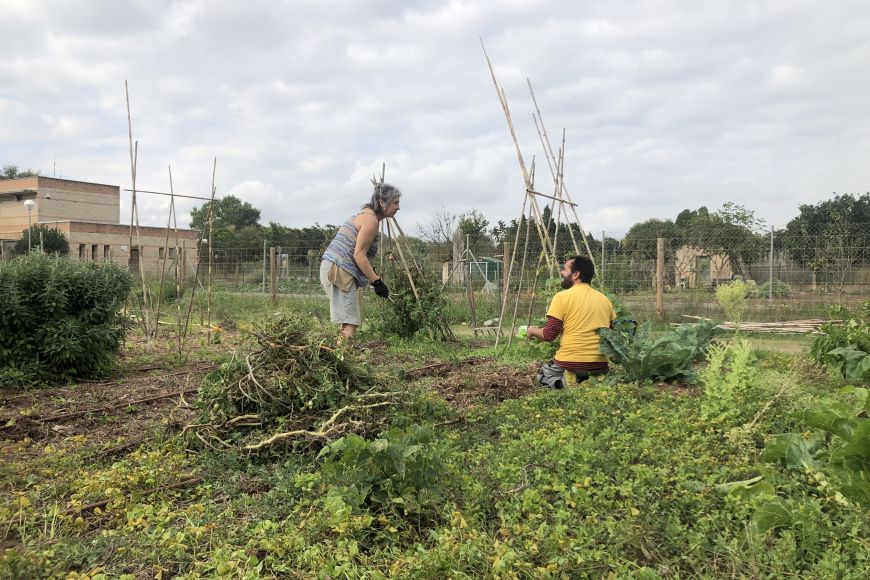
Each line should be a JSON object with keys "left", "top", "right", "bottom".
{"left": 372, "top": 257, "right": 455, "bottom": 341}
{"left": 0, "top": 254, "right": 132, "bottom": 386}
{"left": 810, "top": 302, "right": 870, "bottom": 381}
{"left": 318, "top": 424, "right": 446, "bottom": 519}
{"left": 716, "top": 280, "right": 750, "bottom": 329}
{"left": 14, "top": 225, "right": 69, "bottom": 255}
{"left": 764, "top": 387, "right": 870, "bottom": 506}
{"left": 700, "top": 338, "right": 758, "bottom": 420}
{"left": 755, "top": 278, "right": 791, "bottom": 298}
{"left": 134, "top": 276, "right": 185, "bottom": 306}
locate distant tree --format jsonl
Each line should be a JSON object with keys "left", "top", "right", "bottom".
{"left": 782, "top": 193, "right": 870, "bottom": 292}
{"left": 14, "top": 225, "right": 69, "bottom": 255}
{"left": 457, "top": 209, "right": 494, "bottom": 256}
{"left": 682, "top": 203, "right": 767, "bottom": 280}
{"left": 489, "top": 220, "right": 509, "bottom": 245}
{"left": 189, "top": 195, "right": 261, "bottom": 232}
{"left": 622, "top": 218, "right": 682, "bottom": 260}
{"left": 1, "top": 164, "right": 40, "bottom": 180}
{"left": 417, "top": 205, "right": 458, "bottom": 245}
{"left": 675, "top": 207, "right": 709, "bottom": 230}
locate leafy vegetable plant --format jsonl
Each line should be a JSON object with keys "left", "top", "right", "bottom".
{"left": 700, "top": 338, "right": 758, "bottom": 420}
{"left": 810, "top": 302, "right": 870, "bottom": 382}
{"left": 598, "top": 319, "right": 719, "bottom": 381}
{"left": 764, "top": 387, "right": 870, "bottom": 506}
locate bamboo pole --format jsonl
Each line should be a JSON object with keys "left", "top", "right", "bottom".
{"left": 527, "top": 79, "right": 596, "bottom": 265}
{"left": 506, "top": 208, "right": 534, "bottom": 348}
{"left": 171, "top": 167, "right": 182, "bottom": 352}
{"left": 481, "top": 41, "right": 556, "bottom": 270}
{"left": 389, "top": 217, "right": 423, "bottom": 275}
{"left": 206, "top": 158, "right": 216, "bottom": 344}
{"left": 385, "top": 220, "right": 419, "bottom": 301}
{"left": 153, "top": 165, "right": 176, "bottom": 339}
{"left": 124, "top": 81, "right": 153, "bottom": 346}
{"left": 494, "top": 188, "right": 528, "bottom": 346}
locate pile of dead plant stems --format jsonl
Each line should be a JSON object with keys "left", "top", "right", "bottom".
{"left": 184, "top": 312, "right": 406, "bottom": 455}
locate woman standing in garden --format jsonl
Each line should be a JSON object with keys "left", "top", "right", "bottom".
{"left": 320, "top": 182, "right": 401, "bottom": 339}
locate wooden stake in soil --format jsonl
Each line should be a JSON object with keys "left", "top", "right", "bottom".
{"left": 206, "top": 158, "right": 217, "bottom": 344}
{"left": 656, "top": 237, "right": 665, "bottom": 320}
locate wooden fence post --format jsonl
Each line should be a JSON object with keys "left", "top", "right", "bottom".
{"left": 270, "top": 246, "right": 277, "bottom": 305}
{"left": 656, "top": 238, "right": 665, "bottom": 320}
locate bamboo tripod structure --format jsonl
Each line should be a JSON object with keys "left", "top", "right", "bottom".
{"left": 480, "top": 43, "right": 598, "bottom": 347}
{"left": 125, "top": 81, "right": 218, "bottom": 351}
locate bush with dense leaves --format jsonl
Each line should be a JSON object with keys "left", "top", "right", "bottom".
{"left": 810, "top": 302, "right": 870, "bottom": 382}
{"left": 755, "top": 278, "right": 791, "bottom": 298}
{"left": 0, "top": 254, "right": 132, "bottom": 386}
{"left": 14, "top": 225, "right": 70, "bottom": 255}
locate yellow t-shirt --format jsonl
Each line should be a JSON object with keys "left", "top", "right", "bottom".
{"left": 546, "top": 284, "right": 616, "bottom": 363}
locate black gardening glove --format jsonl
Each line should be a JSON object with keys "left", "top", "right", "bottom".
{"left": 372, "top": 278, "right": 390, "bottom": 299}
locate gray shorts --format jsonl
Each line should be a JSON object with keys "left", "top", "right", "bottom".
{"left": 319, "top": 261, "right": 361, "bottom": 326}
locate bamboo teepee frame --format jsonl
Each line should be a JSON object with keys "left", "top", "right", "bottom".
{"left": 480, "top": 43, "right": 598, "bottom": 347}
{"left": 124, "top": 81, "right": 219, "bottom": 351}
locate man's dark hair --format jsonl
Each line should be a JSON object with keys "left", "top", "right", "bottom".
{"left": 568, "top": 255, "right": 595, "bottom": 283}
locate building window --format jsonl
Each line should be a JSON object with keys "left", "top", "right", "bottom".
{"left": 79, "top": 244, "right": 86, "bottom": 260}
{"left": 104, "top": 245, "right": 110, "bottom": 260}
{"left": 91, "top": 244, "right": 98, "bottom": 261}
{"left": 169, "top": 247, "right": 176, "bottom": 259}
{"left": 159, "top": 247, "right": 165, "bottom": 259}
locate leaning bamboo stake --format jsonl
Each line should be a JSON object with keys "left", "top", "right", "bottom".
{"left": 495, "top": 189, "right": 528, "bottom": 347}
{"left": 505, "top": 208, "right": 534, "bottom": 347}
{"left": 481, "top": 41, "right": 556, "bottom": 270}
{"left": 206, "top": 158, "right": 217, "bottom": 345}
{"left": 170, "top": 167, "right": 183, "bottom": 352}
{"left": 528, "top": 79, "right": 596, "bottom": 264}
{"left": 388, "top": 217, "right": 423, "bottom": 275}
{"left": 385, "top": 220, "right": 419, "bottom": 301}
{"left": 181, "top": 178, "right": 217, "bottom": 344}
{"left": 153, "top": 165, "right": 177, "bottom": 339}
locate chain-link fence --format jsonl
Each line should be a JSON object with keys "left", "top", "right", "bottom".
{"left": 489, "top": 223, "right": 870, "bottom": 324}
{"left": 77, "top": 222, "right": 865, "bottom": 327}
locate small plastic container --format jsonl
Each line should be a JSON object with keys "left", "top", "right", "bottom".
{"left": 517, "top": 325, "right": 528, "bottom": 338}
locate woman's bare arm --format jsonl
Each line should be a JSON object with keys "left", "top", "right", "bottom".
{"left": 353, "top": 213, "right": 380, "bottom": 282}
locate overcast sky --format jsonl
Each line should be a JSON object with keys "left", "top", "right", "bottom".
{"left": 2, "top": 0, "right": 869, "bottom": 236}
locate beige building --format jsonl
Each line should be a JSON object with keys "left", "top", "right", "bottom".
{"left": 674, "top": 245, "right": 733, "bottom": 288}
{"left": 0, "top": 177, "right": 198, "bottom": 276}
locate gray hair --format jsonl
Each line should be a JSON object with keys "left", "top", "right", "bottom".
{"left": 363, "top": 182, "right": 402, "bottom": 218}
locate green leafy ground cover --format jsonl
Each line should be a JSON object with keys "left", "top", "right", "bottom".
{"left": 1, "top": 325, "right": 869, "bottom": 578}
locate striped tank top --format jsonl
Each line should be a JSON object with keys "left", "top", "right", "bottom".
{"left": 322, "top": 214, "right": 379, "bottom": 287}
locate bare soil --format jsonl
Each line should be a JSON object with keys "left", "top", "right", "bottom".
{"left": 411, "top": 359, "right": 538, "bottom": 409}
{"left": 0, "top": 363, "right": 211, "bottom": 445}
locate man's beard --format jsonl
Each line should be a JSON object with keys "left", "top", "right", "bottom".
{"left": 560, "top": 276, "right": 573, "bottom": 289}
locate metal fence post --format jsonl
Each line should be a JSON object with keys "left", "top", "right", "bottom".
{"left": 768, "top": 226, "right": 774, "bottom": 300}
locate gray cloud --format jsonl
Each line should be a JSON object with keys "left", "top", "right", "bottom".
{"left": 1, "top": 0, "right": 869, "bottom": 237}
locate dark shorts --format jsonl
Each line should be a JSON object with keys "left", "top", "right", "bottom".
{"left": 536, "top": 361, "right": 608, "bottom": 389}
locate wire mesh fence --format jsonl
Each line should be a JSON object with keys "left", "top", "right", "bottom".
{"left": 9, "top": 222, "right": 861, "bottom": 328}
{"left": 182, "top": 222, "right": 868, "bottom": 326}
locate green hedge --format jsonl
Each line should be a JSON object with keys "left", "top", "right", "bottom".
{"left": 0, "top": 254, "right": 133, "bottom": 386}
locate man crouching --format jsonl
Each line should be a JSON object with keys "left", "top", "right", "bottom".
{"left": 526, "top": 255, "right": 616, "bottom": 389}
